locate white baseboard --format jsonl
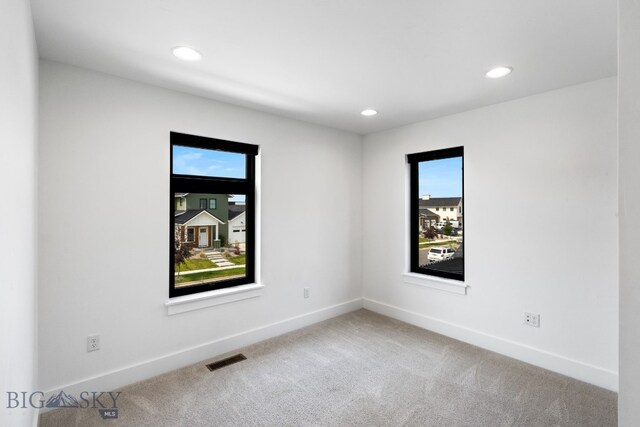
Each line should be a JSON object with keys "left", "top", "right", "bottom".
{"left": 363, "top": 298, "right": 618, "bottom": 392}
{"left": 41, "top": 298, "right": 364, "bottom": 409}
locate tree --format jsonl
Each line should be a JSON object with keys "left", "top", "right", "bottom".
{"left": 174, "top": 227, "right": 193, "bottom": 275}
{"left": 443, "top": 219, "right": 453, "bottom": 236}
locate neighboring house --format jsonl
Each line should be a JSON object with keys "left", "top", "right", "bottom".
{"left": 175, "top": 209, "right": 225, "bottom": 248}
{"left": 228, "top": 203, "right": 246, "bottom": 245}
{"left": 419, "top": 209, "right": 439, "bottom": 231}
{"left": 419, "top": 195, "right": 463, "bottom": 227}
{"left": 175, "top": 193, "right": 230, "bottom": 249}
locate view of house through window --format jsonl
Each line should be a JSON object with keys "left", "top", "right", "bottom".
{"left": 170, "top": 132, "right": 257, "bottom": 297}
{"left": 174, "top": 192, "right": 248, "bottom": 288}
{"left": 408, "top": 147, "right": 464, "bottom": 281}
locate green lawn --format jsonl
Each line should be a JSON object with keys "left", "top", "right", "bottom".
{"left": 175, "top": 267, "right": 246, "bottom": 284}
{"left": 176, "top": 258, "right": 217, "bottom": 272}
{"left": 225, "top": 253, "right": 246, "bottom": 265}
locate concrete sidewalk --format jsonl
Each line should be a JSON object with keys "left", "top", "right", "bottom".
{"left": 204, "top": 249, "right": 235, "bottom": 267}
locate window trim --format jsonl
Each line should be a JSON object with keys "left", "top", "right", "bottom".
{"left": 170, "top": 132, "right": 258, "bottom": 298}
{"left": 209, "top": 198, "right": 217, "bottom": 210}
{"left": 407, "top": 146, "right": 464, "bottom": 282}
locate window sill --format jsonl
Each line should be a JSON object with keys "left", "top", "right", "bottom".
{"left": 402, "top": 272, "right": 468, "bottom": 295}
{"left": 165, "top": 283, "right": 264, "bottom": 315}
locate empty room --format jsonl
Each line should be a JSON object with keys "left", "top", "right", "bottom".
{"left": 2, "top": 0, "right": 640, "bottom": 426}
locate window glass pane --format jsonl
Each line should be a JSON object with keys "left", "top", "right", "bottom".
{"left": 418, "top": 156, "right": 463, "bottom": 276}
{"left": 173, "top": 145, "right": 246, "bottom": 179}
{"left": 174, "top": 193, "right": 247, "bottom": 288}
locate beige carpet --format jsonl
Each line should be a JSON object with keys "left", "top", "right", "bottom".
{"left": 40, "top": 309, "right": 617, "bottom": 426}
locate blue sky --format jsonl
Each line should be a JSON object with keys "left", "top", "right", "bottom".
{"left": 173, "top": 145, "right": 246, "bottom": 179}
{"left": 418, "top": 157, "right": 462, "bottom": 198}
{"left": 173, "top": 145, "right": 246, "bottom": 202}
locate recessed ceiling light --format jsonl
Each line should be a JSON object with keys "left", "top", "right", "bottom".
{"left": 485, "top": 66, "right": 513, "bottom": 79}
{"left": 172, "top": 46, "right": 202, "bottom": 61}
{"left": 361, "top": 109, "right": 378, "bottom": 116}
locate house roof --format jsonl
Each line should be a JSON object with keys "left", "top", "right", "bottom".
{"left": 174, "top": 193, "right": 189, "bottom": 198}
{"left": 419, "top": 197, "right": 462, "bottom": 208}
{"left": 419, "top": 209, "right": 438, "bottom": 218}
{"left": 228, "top": 204, "right": 246, "bottom": 221}
{"left": 174, "top": 209, "right": 224, "bottom": 225}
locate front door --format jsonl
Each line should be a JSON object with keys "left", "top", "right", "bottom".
{"left": 198, "top": 227, "right": 208, "bottom": 248}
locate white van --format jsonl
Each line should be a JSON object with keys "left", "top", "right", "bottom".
{"left": 427, "top": 247, "right": 455, "bottom": 261}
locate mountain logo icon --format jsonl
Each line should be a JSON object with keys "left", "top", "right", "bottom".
{"left": 45, "top": 391, "right": 79, "bottom": 408}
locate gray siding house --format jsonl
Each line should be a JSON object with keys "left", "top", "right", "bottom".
{"left": 174, "top": 193, "right": 230, "bottom": 248}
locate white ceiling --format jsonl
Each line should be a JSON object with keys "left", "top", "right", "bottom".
{"left": 30, "top": 0, "right": 617, "bottom": 135}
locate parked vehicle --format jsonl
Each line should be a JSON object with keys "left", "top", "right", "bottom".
{"left": 427, "top": 247, "right": 455, "bottom": 261}
{"left": 436, "top": 220, "right": 460, "bottom": 229}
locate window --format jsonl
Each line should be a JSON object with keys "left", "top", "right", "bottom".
{"left": 408, "top": 146, "right": 464, "bottom": 281}
{"left": 170, "top": 132, "right": 258, "bottom": 298}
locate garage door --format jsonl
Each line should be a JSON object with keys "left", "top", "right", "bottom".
{"left": 230, "top": 226, "right": 246, "bottom": 244}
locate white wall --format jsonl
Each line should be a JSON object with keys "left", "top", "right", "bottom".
{"left": 0, "top": 0, "right": 38, "bottom": 426}
{"left": 619, "top": 0, "right": 640, "bottom": 424}
{"left": 38, "top": 61, "right": 362, "bottom": 393}
{"left": 362, "top": 78, "right": 618, "bottom": 390}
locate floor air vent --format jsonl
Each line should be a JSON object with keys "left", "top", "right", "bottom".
{"left": 206, "top": 354, "right": 247, "bottom": 372}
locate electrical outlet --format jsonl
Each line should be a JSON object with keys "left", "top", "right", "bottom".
{"left": 524, "top": 312, "right": 540, "bottom": 328}
{"left": 87, "top": 334, "right": 100, "bottom": 352}
{"left": 303, "top": 288, "right": 310, "bottom": 299}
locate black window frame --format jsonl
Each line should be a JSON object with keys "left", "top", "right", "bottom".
{"left": 199, "top": 198, "right": 207, "bottom": 209}
{"left": 170, "top": 131, "right": 258, "bottom": 298}
{"left": 408, "top": 146, "right": 464, "bottom": 281}
{"left": 209, "top": 198, "right": 217, "bottom": 210}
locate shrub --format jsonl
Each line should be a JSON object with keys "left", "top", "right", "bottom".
{"left": 423, "top": 226, "right": 438, "bottom": 240}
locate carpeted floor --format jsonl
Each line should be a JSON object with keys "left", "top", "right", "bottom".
{"left": 40, "top": 309, "right": 617, "bottom": 426}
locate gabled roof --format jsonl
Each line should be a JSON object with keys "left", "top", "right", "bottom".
{"left": 419, "top": 209, "right": 438, "bottom": 218}
{"left": 229, "top": 211, "right": 246, "bottom": 223}
{"left": 228, "top": 204, "right": 246, "bottom": 220}
{"left": 419, "top": 197, "right": 462, "bottom": 208}
{"left": 174, "top": 209, "right": 224, "bottom": 225}
{"left": 174, "top": 193, "right": 189, "bottom": 198}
